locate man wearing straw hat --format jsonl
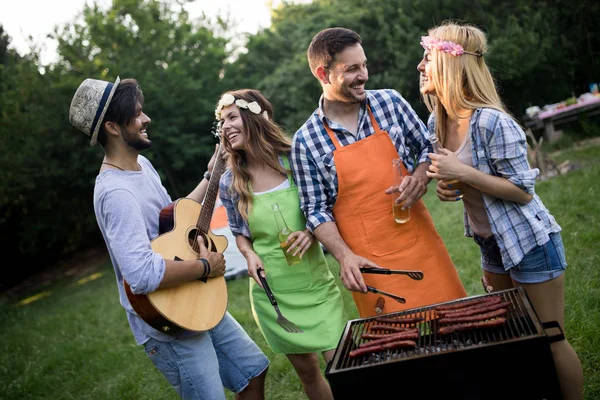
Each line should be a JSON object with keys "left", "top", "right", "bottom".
{"left": 69, "top": 77, "right": 269, "bottom": 400}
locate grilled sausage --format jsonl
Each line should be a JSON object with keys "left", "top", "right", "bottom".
{"left": 369, "top": 324, "right": 417, "bottom": 332}
{"left": 381, "top": 339, "right": 417, "bottom": 351}
{"left": 373, "top": 316, "right": 424, "bottom": 325}
{"left": 438, "top": 301, "right": 510, "bottom": 318}
{"left": 359, "top": 330, "right": 419, "bottom": 348}
{"left": 349, "top": 340, "right": 417, "bottom": 358}
{"left": 349, "top": 344, "right": 383, "bottom": 358}
{"left": 438, "top": 308, "right": 508, "bottom": 325}
{"left": 437, "top": 317, "right": 507, "bottom": 335}
{"left": 375, "top": 297, "right": 385, "bottom": 314}
{"left": 361, "top": 332, "right": 408, "bottom": 340}
{"left": 434, "top": 296, "right": 502, "bottom": 312}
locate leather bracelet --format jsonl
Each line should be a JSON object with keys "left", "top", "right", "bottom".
{"left": 198, "top": 258, "right": 211, "bottom": 279}
{"left": 203, "top": 171, "right": 211, "bottom": 181}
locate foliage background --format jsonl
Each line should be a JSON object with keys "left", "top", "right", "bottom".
{"left": 1, "top": 0, "right": 599, "bottom": 293}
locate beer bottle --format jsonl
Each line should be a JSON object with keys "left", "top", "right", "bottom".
{"left": 429, "top": 133, "right": 463, "bottom": 192}
{"left": 429, "top": 133, "right": 444, "bottom": 154}
{"left": 271, "top": 203, "right": 302, "bottom": 265}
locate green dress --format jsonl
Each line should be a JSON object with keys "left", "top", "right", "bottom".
{"left": 247, "top": 156, "right": 346, "bottom": 354}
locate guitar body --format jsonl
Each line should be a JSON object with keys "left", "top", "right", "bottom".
{"left": 125, "top": 198, "right": 229, "bottom": 335}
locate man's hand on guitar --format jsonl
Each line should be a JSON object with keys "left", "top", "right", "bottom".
{"left": 197, "top": 237, "right": 226, "bottom": 278}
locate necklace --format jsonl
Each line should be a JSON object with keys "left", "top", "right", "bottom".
{"left": 102, "top": 162, "right": 125, "bottom": 171}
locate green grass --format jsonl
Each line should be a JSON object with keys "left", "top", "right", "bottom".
{"left": 1, "top": 143, "right": 599, "bottom": 399}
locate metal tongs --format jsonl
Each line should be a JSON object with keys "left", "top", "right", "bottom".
{"left": 366, "top": 286, "right": 406, "bottom": 304}
{"left": 360, "top": 267, "right": 424, "bottom": 281}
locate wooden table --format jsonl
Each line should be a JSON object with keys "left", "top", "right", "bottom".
{"left": 524, "top": 96, "right": 600, "bottom": 142}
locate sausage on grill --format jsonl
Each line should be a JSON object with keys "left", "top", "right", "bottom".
{"left": 438, "top": 308, "right": 508, "bottom": 325}
{"left": 361, "top": 332, "right": 405, "bottom": 340}
{"left": 435, "top": 297, "right": 503, "bottom": 316}
{"left": 359, "top": 330, "right": 419, "bottom": 348}
{"left": 349, "top": 340, "right": 417, "bottom": 358}
{"left": 434, "top": 296, "right": 502, "bottom": 312}
{"left": 369, "top": 324, "right": 416, "bottom": 332}
{"left": 438, "top": 317, "right": 507, "bottom": 335}
{"left": 374, "top": 316, "right": 424, "bottom": 325}
{"left": 437, "top": 301, "right": 510, "bottom": 318}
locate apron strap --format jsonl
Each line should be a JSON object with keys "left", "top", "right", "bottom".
{"left": 323, "top": 104, "right": 384, "bottom": 150}
{"left": 323, "top": 121, "right": 343, "bottom": 150}
{"left": 282, "top": 154, "right": 295, "bottom": 187}
{"left": 366, "top": 105, "right": 384, "bottom": 134}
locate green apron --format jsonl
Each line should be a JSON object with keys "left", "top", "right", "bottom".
{"left": 247, "top": 156, "right": 346, "bottom": 354}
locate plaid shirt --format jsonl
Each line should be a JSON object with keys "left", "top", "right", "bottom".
{"left": 428, "top": 108, "right": 562, "bottom": 269}
{"left": 291, "top": 89, "right": 432, "bottom": 232}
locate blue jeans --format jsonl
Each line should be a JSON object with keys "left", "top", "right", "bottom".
{"left": 143, "top": 312, "right": 269, "bottom": 399}
{"left": 474, "top": 232, "right": 567, "bottom": 284}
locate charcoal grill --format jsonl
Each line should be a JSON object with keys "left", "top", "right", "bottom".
{"left": 325, "top": 287, "right": 564, "bottom": 399}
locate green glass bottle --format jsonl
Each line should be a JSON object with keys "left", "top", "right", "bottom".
{"left": 271, "top": 203, "right": 302, "bottom": 265}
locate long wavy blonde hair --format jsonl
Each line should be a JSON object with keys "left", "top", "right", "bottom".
{"left": 217, "top": 89, "right": 292, "bottom": 220}
{"left": 421, "top": 22, "right": 513, "bottom": 145}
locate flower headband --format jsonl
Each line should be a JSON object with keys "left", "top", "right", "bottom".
{"left": 420, "top": 36, "right": 482, "bottom": 57}
{"left": 215, "top": 93, "right": 269, "bottom": 121}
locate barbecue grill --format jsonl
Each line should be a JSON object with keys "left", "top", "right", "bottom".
{"left": 325, "top": 287, "right": 564, "bottom": 399}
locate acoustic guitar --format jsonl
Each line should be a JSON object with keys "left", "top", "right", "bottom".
{"left": 125, "top": 144, "right": 229, "bottom": 336}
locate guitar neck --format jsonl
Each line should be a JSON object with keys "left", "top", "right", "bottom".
{"left": 197, "top": 147, "right": 227, "bottom": 234}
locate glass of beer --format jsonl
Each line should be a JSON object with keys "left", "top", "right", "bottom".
{"left": 392, "top": 158, "right": 410, "bottom": 224}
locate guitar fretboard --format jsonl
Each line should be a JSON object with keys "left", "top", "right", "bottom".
{"left": 197, "top": 147, "right": 227, "bottom": 235}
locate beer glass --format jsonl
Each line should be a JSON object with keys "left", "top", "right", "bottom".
{"left": 392, "top": 158, "right": 410, "bottom": 224}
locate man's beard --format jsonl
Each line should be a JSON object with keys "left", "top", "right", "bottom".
{"left": 123, "top": 126, "right": 152, "bottom": 151}
{"left": 334, "top": 80, "right": 367, "bottom": 103}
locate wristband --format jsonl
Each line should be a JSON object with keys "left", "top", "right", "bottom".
{"left": 203, "top": 171, "right": 211, "bottom": 181}
{"left": 198, "top": 258, "right": 211, "bottom": 279}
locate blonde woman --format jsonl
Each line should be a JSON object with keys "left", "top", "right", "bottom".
{"left": 419, "top": 22, "right": 583, "bottom": 399}
{"left": 216, "top": 89, "right": 345, "bottom": 400}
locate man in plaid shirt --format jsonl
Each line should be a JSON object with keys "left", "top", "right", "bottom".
{"left": 291, "top": 27, "right": 466, "bottom": 317}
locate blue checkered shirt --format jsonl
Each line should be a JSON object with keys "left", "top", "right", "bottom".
{"left": 428, "top": 108, "right": 562, "bottom": 269}
{"left": 291, "top": 89, "right": 432, "bottom": 233}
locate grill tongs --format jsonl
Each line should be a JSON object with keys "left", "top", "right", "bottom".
{"left": 365, "top": 286, "right": 406, "bottom": 304}
{"left": 360, "top": 267, "right": 424, "bottom": 281}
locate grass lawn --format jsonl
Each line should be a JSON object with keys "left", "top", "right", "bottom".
{"left": 1, "top": 143, "right": 599, "bottom": 399}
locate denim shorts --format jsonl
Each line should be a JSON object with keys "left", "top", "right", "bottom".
{"left": 474, "top": 232, "right": 567, "bottom": 284}
{"left": 143, "top": 312, "right": 269, "bottom": 399}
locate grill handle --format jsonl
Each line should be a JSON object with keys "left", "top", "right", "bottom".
{"left": 542, "top": 320, "right": 565, "bottom": 343}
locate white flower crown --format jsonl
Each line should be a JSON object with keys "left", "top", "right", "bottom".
{"left": 215, "top": 93, "right": 269, "bottom": 121}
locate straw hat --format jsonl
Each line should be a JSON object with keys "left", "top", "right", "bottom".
{"left": 69, "top": 77, "right": 120, "bottom": 146}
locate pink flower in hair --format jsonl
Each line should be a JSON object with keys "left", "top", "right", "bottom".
{"left": 420, "top": 36, "right": 480, "bottom": 57}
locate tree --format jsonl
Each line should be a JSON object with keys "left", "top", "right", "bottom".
{"left": 53, "top": 0, "right": 229, "bottom": 197}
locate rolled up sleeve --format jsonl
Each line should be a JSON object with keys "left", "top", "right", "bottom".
{"left": 486, "top": 115, "right": 539, "bottom": 194}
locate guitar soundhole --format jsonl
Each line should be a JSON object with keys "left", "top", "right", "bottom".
{"left": 188, "top": 229, "right": 214, "bottom": 252}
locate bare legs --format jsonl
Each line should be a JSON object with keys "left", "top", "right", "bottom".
{"left": 483, "top": 271, "right": 584, "bottom": 400}
{"left": 286, "top": 352, "right": 334, "bottom": 400}
{"left": 236, "top": 367, "right": 268, "bottom": 400}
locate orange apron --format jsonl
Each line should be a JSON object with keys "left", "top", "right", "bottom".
{"left": 325, "top": 107, "right": 466, "bottom": 317}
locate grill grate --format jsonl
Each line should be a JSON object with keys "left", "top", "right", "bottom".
{"left": 333, "top": 287, "right": 542, "bottom": 371}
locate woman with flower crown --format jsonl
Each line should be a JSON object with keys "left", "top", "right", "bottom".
{"left": 215, "top": 89, "right": 345, "bottom": 399}
{"left": 419, "top": 22, "right": 583, "bottom": 399}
